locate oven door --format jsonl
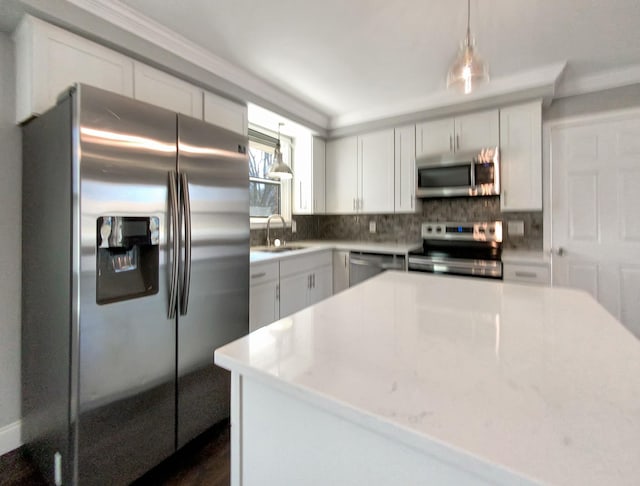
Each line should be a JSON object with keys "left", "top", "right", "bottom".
{"left": 416, "top": 159, "right": 473, "bottom": 198}
{"left": 408, "top": 256, "right": 503, "bottom": 279}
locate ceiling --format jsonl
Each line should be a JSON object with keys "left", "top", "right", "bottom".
{"left": 115, "top": 0, "right": 640, "bottom": 123}
{"left": 3, "top": 0, "right": 640, "bottom": 130}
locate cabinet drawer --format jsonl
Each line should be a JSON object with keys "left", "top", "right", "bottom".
{"left": 250, "top": 261, "right": 279, "bottom": 286}
{"left": 280, "top": 251, "right": 332, "bottom": 278}
{"left": 503, "top": 263, "right": 550, "bottom": 285}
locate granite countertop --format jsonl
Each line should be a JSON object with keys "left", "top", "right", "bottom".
{"left": 216, "top": 271, "right": 640, "bottom": 485}
{"left": 250, "top": 240, "right": 422, "bottom": 264}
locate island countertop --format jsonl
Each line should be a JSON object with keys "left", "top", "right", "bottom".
{"left": 215, "top": 272, "right": 640, "bottom": 485}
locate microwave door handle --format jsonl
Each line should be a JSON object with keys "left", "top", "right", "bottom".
{"left": 470, "top": 162, "right": 476, "bottom": 187}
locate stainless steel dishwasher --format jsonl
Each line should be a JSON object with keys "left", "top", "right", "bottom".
{"left": 349, "top": 252, "right": 406, "bottom": 287}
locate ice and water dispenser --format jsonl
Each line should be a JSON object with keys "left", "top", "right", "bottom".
{"left": 96, "top": 216, "right": 160, "bottom": 304}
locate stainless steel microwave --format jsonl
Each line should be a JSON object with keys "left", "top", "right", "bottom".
{"left": 416, "top": 147, "right": 500, "bottom": 198}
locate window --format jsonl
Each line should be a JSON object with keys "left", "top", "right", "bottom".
{"left": 249, "top": 141, "right": 280, "bottom": 217}
{"left": 248, "top": 128, "right": 292, "bottom": 224}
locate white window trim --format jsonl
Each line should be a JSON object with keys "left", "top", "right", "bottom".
{"left": 249, "top": 133, "right": 293, "bottom": 229}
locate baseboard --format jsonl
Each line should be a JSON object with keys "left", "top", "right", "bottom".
{"left": 0, "top": 419, "right": 22, "bottom": 456}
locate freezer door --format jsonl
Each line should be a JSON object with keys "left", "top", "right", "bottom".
{"left": 176, "top": 114, "right": 249, "bottom": 448}
{"left": 76, "top": 85, "right": 177, "bottom": 485}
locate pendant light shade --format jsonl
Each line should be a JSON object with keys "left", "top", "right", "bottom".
{"left": 267, "top": 123, "right": 293, "bottom": 181}
{"left": 446, "top": 0, "right": 489, "bottom": 94}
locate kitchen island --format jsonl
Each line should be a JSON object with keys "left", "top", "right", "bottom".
{"left": 215, "top": 272, "right": 640, "bottom": 485}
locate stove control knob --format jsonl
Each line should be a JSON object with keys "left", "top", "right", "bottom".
{"left": 478, "top": 227, "right": 486, "bottom": 233}
{"left": 426, "top": 226, "right": 432, "bottom": 233}
{"left": 436, "top": 227, "right": 442, "bottom": 233}
{"left": 489, "top": 228, "right": 495, "bottom": 234}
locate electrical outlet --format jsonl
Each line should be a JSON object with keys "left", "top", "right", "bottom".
{"left": 291, "top": 220, "right": 297, "bottom": 233}
{"left": 507, "top": 220, "right": 525, "bottom": 236}
{"left": 369, "top": 221, "right": 376, "bottom": 233}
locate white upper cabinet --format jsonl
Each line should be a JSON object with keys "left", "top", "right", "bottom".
{"left": 394, "top": 125, "right": 417, "bottom": 213}
{"left": 499, "top": 101, "right": 543, "bottom": 211}
{"left": 203, "top": 91, "right": 248, "bottom": 135}
{"left": 133, "top": 62, "right": 203, "bottom": 118}
{"left": 293, "top": 135, "right": 325, "bottom": 215}
{"left": 325, "top": 130, "right": 395, "bottom": 214}
{"left": 416, "top": 118, "right": 453, "bottom": 156}
{"left": 326, "top": 136, "right": 359, "bottom": 213}
{"left": 359, "top": 129, "right": 395, "bottom": 213}
{"left": 416, "top": 109, "right": 499, "bottom": 158}
{"left": 14, "top": 15, "right": 134, "bottom": 123}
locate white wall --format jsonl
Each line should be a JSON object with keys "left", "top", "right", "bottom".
{"left": 0, "top": 31, "right": 22, "bottom": 447}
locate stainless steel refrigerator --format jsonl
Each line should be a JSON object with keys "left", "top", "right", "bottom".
{"left": 21, "top": 84, "right": 249, "bottom": 485}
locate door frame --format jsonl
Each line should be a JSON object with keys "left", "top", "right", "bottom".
{"left": 543, "top": 106, "right": 640, "bottom": 285}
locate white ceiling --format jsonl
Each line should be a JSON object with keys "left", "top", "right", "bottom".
{"left": 114, "top": 0, "right": 640, "bottom": 125}
{"left": 4, "top": 0, "right": 640, "bottom": 130}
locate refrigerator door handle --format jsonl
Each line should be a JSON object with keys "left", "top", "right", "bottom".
{"left": 179, "top": 171, "right": 192, "bottom": 315}
{"left": 168, "top": 171, "right": 180, "bottom": 318}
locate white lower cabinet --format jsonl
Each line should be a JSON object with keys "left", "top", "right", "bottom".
{"left": 332, "top": 250, "right": 350, "bottom": 294}
{"left": 279, "top": 251, "right": 333, "bottom": 318}
{"left": 503, "top": 262, "right": 550, "bottom": 286}
{"left": 249, "top": 262, "right": 279, "bottom": 332}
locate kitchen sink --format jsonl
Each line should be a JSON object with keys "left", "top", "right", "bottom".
{"left": 251, "top": 244, "right": 308, "bottom": 253}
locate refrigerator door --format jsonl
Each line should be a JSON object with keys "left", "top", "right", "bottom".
{"left": 76, "top": 85, "right": 177, "bottom": 484}
{"left": 176, "top": 114, "right": 249, "bottom": 448}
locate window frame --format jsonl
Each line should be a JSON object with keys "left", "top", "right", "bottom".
{"left": 248, "top": 128, "right": 292, "bottom": 228}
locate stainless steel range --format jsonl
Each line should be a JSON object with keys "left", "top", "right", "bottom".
{"left": 408, "top": 221, "right": 503, "bottom": 279}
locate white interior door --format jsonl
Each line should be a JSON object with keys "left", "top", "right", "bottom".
{"left": 551, "top": 110, "right": 640, "bottom": 337}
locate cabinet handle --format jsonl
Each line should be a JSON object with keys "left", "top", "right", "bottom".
{"left": 312, "top": 273, "right": 316, "bottom": 288}
{"left": 276, "top": 283, "right": 280, "bottom": 300}
{"left": 251, "top": 272, "right": 266, "bottom": 279}
{"left": 307, "top": 274, "right": 311, "bottom": 289}
{"left": 515, "top": 271, "right": 537, "bottom": 278}
{"left": 456, "top": 134, "right": 460, "bottom": 150}
{"left": 353, "top": 198, "right": 355, "bottom": 211}
{"left": 344, "top": 254, "right": 347, "bottom": 267}
{"left": 299, "top": 181, "right": 303, "bottom": 209}
{"left": 449, "top": 135, "right": 453, "bottom": 152}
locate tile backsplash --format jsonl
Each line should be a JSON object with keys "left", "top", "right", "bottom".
{"left": 251, "top": 196, "right": 543, "bottom": 250}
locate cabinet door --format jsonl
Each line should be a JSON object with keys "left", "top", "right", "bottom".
{"left": 500, "top": 102, "right": 542, "bottom": 211}
{"left": 279, "top": 273, "right": 310, "bottom": 318}
{"left": 15, "top": 15, "right": 134, "bottom": 123}
{"left": 359, "top": 129, "right": 395, "bottom": 213}
{"left": 293, "top": 134, "right": 313, "bottom": 214}
{"left": 415, "top": 118, "right": 454, "bottom": 157}
{"left": 134, "top": 62, "right": 203, "bottom": 118}
{"left": 203, "top": 91, "right": 248, "bottom": 135}
{"left": 325, "top": 136, "right": 358, "bottom": 214}
{"left": 308, "top": 265, "right": 333, "bottom": 306}
{"left": 332, "top": 250, "right": 350, "bottom": 294}
{"left": 312, "top": 137, "right": 326, "bottom": 213}
{"left": 249, "top": 280, "right": 279, "bottom": 332}
{"left": 454, "top": 109, "right": 499, "bottom": 151}
{"left": 394, "top": 125, "right": 417, "bottom": 213}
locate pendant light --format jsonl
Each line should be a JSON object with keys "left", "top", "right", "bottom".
{"left": 446, "top": 0, "right": 489, "bottom": 94}
{"left": 267, "top": 123, "right": 293, "bottom": 181}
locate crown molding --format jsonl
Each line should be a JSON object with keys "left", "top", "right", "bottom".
{"left": 554, "top": 63, "right": 640, "bottom": 99}
{"left": 61, "top": 0, "right": 330, "bottom": 129}
{"left": 328, "top": 62, "right": 567, "bottom": 130}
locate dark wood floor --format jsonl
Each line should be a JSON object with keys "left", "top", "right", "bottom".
{"left": 0, "top": 421, "right": 230, "bottom": 486}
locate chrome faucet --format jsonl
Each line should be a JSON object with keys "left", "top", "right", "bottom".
{"left": 266, "top": 214, "right": 286, "bottom": 247}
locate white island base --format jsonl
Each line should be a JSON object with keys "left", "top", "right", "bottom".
{"left": 216, "top": 272, "right": 640, "bottom": 486}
